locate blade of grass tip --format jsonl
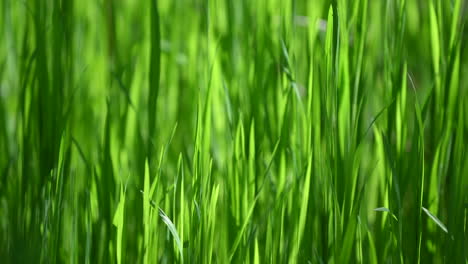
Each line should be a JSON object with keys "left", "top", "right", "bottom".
{"left": 149, "top": 146, "right": 164, "bottom": 200}
{"left": 176, "top": 153, "right": 185, "bottom": 257}
{"left": 374, "top": 207, "right": 398, "bottom": 222}
{"left": 422, "top": 207, "right": 448, "bottom": 233}
{"left": 113, "top": 184, "right": 126, "bottom": 264}
{"left": 374, "top": 207, "right": 390, "bottom": 212}
{"left": 254, "top": 238, "right": 260, "bottom": 264}
{"left": 159, "top": 208, "right": 184, "bottom": 263}
{"left": 207, "top": 184, "right": 220, "bottom": 264}
{"left": 248, "top": 119, "right": 256, "bottom": 205}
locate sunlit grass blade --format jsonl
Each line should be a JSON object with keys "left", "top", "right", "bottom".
{"left": 159, "top": 208, "right": 183, "bottom": 263}
{"left": 422, "top": 207, "right": 448, "bottom": 234}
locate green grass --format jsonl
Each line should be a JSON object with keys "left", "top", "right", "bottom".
{"left": 1, "top": 0, "right": 467, "bottom": 263}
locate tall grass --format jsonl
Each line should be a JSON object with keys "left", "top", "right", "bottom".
{"left": 0, "top": 0, "right": 467, "bottom": 263}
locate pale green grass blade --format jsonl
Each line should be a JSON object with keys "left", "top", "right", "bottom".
{"left": 113, "top": 184, "right": 126, "bottom": 264}
{"left": 422, "top": 207, "right": 448, "bottom": 233}
{"left": 159, "top": 208, "right": 183, "bottom": 263}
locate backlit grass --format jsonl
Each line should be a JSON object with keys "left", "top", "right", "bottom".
{"left": 0, "top": 0, "right": 467, "bottom": 263}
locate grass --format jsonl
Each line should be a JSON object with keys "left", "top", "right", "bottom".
{"left": 1, "top": 0, "right": 467, "bottom": 263}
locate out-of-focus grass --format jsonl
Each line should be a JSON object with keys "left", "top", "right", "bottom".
{"left": 0, "top": 0, "right": 467, "bottom": 263}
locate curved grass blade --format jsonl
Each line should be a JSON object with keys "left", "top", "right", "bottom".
{"left": 159, "top": 208, "right": 184, "bottom": 263}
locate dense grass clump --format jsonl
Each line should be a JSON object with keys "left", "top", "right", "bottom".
{"left": 1, "top": 0, "right": 467, "bottom": 263}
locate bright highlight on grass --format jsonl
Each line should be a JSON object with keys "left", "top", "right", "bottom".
{"left": 0, "top": 0, "right": 467, "bottom": 263}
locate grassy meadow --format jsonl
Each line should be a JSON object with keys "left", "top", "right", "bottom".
{"left": 1, "top": 0, "right": 467, "bottom": 263}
